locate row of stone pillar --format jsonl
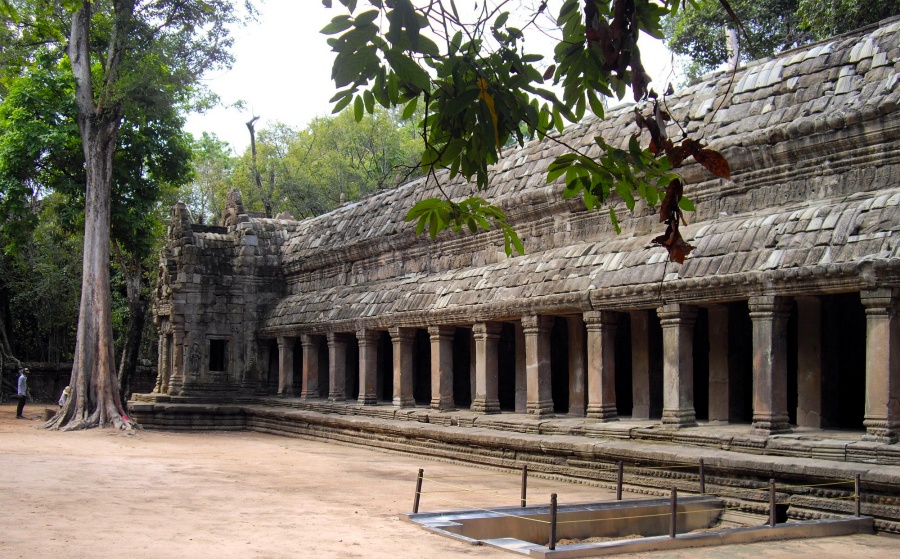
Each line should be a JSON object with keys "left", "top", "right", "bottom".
{"left": 269, "top": 289, "right": 900, "bottom": 443}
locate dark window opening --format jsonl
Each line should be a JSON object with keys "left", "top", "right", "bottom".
{"left": 550, "top": 317, "right": 569, "bottom": 413}
{"left": 413, "top": 329, "right": 431, "bottom": 405}
{"left": 614, "top": 313, "right": 633, "bottom": 416}
{"left": 209, "top": 339, "right": 227, "bottom": 372}
{"left": 453, "top": 328, "right": 472, "bottom": 408}
{"left": 498, "top": 323, "right": 517, "bottom": 411}
{"left": 693, "top": 308, "right": 710, "bottom": 421}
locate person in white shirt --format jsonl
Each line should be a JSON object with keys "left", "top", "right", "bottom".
{"left": 16, "top": 368, "right": 28, "bottom": 419}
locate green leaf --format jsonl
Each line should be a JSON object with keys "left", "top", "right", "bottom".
{"left": 679, "top": 197, "right": 696, "bottom": 212}
{"left": 384, "top": 50, "right": 430, "bottom": 92}
{"left": 363, "top": 89, "right": 375, "bottom": 113}
{"left": 401, "top": 97, "right": 418, "bottom": 119}
{"left": 354, "top": 9, "right": 380, "bottom": 26}
{"left": 332, "top": 94, "right": 353, "bottom": 113}
{"left": 321, "top": 16, "right": 353, "bottom": 35}
{"left": 353, "top": 95, "right": 364, "bottom": 121}
{"left": 609, "top": 207, "right": 621, "bottom": 234}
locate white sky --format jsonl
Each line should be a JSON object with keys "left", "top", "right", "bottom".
{"left": 184, "top": 1, "right": 677, "bottom": 154}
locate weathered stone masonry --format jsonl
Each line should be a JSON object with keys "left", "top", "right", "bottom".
{"left": 143, "top": 19, "right": 900, "bottom": 451}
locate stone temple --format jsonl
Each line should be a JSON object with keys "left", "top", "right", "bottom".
{"left": 135, "top": 18, "right": 900, "bottom": 531}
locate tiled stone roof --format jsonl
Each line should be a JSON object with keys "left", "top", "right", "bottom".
{"left": 260, "top": 18, "right": 900, "bottom": 334}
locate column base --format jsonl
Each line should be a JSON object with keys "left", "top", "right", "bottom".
{"left": 661, "top": 408, "right": 697, "bottom": 427}
{"left": 568, "top": 406, "right": 586, "bottom": 418}
{"left": 751, "top": 414, "right": 792, "bottom": 435}
{"left": 586, "top": 404, "right": 619, "bottom": 421}
{"left": 526, "top": 400, "right": 554, "bottom": 417}
{"left": 431, "top": 398, "right": 455, "bottom": 411}
{"left": 471, "top": 398, "right": 500, "bottom": 414}
{"left": 300, "top": 390, "right": 318, "bottom": 400}
{"left": 631, "top": 404, "right": 650, "bottom": 420}
{"left": 393, "top": 397, "right": 416, "bottom": 408}
{"left": 357, "top": 394, "right": 377, "bottom": 406}
{"left": 328, "top": 393, "right": 345, "bottom": 402}
{"left": 863, "top": 419, "right": 899, "bottom": 444}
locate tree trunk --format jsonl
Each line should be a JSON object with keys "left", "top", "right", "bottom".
{"left": 46, "top": 2, "right": 133, "bottom": 430}
{"left": 117, "top": 255, "right": 147, "bottom": 408}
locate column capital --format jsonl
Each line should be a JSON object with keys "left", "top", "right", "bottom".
{"left": 326, "top": 331, "right": 350, "bottom": 346}
{"left": 583, "top": 310, "right": 618, "bottom": 329}
{"left": 521, "top": 314, "right": 552, "bottom": 335}
{"left": 473, "top": 322, "right": 502, "bottom": 339}
{"left": 428, "top": 325, "right": 456, "bottom": 340}
{"left": 276, "top": 335, "right": 290, "bottom": 349}
{"left": 861, "top": 288, "right": 899, "bottom": 313}
{"left": 388, "top": 325, "right": 416, "bottom": 342}
{"left": 356, "top": 328, "right": 380, "bottom": 346}
{"left": 748, "top": 295, "right": 791, "bottom": 318}
{"left": 657, "top": 303, "right": 698, "bottom": 327}
{"left": 300, "top": 333, "right": 318, "bottom": 349}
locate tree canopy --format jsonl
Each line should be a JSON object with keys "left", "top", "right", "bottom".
{"left": 322, "top": 0, "right": 730, "bottom": 259}
{"left": 665, "top": 0, "right": 900, "bottom": 81}
{"left": 184, "top": 105, "right": 424, "bottom": 224}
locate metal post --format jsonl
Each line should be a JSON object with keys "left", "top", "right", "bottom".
{"left": 855, "top": 474, "right": 861, "bottom": 517}
{"left": 413, "top": 468, "right": 424, "bottom": 514}
{"left": 521, "top": 465, "right": 528, "bottom": 507}
{"left": 769, "top": 478, "right": 776, "bottom": 527}
{"left": 670, "top": 488, "right": 677, "bottom": 538}
{"left": 549, "top": 493, "right": 558, "bottom": 550}
{"left": 699, "top": 459, "right": 706, "bottom": 495}
{"left": 617, "top": 461, "right": 624, "bottom": 501}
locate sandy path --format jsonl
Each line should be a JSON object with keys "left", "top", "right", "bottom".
{"left": 1, "top": 404, "right": 897, "bottom": 558}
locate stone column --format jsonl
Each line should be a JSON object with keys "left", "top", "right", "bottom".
{"left": 748, "top": 296, "right": 792, "bottom": 434}
{"left": 707, "top": 305, "right": 730, "bottom": 422}
{"left": 861, "top": 289, "right": 900, "bottom": 443}
{"left": 300, "top": 334, "right": 319, "bottom": 399}
{"left": 585, "top": 311, "right": 619, "bottom": 421}
{"left": 327, "top": 332, "right": 348, "bottom": 401}
{"left": 796, "top": 297, "right": 824, "bottom": 428}
{"left": 657, "top": 304, "right": 698, "bottom": 427}
{"left": 429, "top": 325, "right": 455, "bottom": 411}
{"left": 631, "top": 311, "right": 651, "bottom": 419}
{"left": 471, "top": 322, "right": 502, "bottom": 413}
{"left": 356, "top": 329, "right": 379, "bottom": 405}
{"left": 514, "top": 321, "right": 527, "bottom": 413}
{"left": 523, "top": 315, "right": 554, "bottom": 417}
{"left": 390, "top": 326, "right": 416, "bottom": 407}
{"left": 155, "top": 333, "right": 168, "bottom": 394}
{"left": 469, "top": 329, "right": 477, "bottom": 405}
{"left": 167, "top": 329, "right": 185, "bottom": 396}
{"left": 276, "top": 336, "right": 294, "bottom": 397}
{"left": 566, "top": 315, "right": 587, "bottom": 417}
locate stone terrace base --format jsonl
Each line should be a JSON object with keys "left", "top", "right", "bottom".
{"left": 130, "top": 397, "right": 900, "bottom": 535}
{"left": 132, "top": 396, "right": 900, "bottom": 465}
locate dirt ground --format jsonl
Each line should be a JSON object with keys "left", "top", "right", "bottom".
{"left": 1, "top": 404, "right": 898, "bottom": 559}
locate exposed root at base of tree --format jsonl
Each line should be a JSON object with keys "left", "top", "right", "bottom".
{"left": 43, "top": 402, "right": 136, "bottom": 432}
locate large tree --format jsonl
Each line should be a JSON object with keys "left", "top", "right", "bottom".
{"left": 0, "top": 46, "right": 193, "bottom": 406}
{"left": 0, "top": 1, "right": 248, "bottom": 430}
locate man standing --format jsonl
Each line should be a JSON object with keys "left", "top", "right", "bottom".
{"left": 16, "top": 368, "right": 28, "bottom": 419}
